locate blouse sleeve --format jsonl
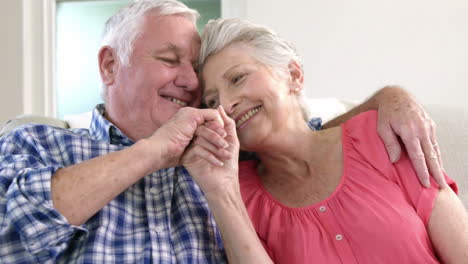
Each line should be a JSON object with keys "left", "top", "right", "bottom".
{"left": 343, "top": 110, "right": 458, "bottom": 226}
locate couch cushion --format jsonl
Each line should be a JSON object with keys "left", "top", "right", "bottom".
{"left": 425, "top": 104, "right": 468, "bottom": 207}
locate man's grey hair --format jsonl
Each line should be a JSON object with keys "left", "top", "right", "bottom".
{"left": 198, "top": 17, "right": 310, "bottom": 120}
{"left": 100, "top": 0, "right": 199, "bottom": 100}
{"left": 102, "top": 0, "right": 199, "bottom": 66}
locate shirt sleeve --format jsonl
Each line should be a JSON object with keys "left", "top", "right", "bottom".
{"left": 344, "top": 110, "right": 458, "bottom": 226}
{"left": 0, "top": 127, "right": 88, "bottom": 262}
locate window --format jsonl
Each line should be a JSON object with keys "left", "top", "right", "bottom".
{"left": 55, "top": 0, "right": 221, "bottom": 118}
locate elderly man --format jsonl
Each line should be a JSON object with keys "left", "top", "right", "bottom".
{"left": 0, "top": 0, "right": 444, "bottom": 263}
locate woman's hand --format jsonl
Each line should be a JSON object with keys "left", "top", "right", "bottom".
{"left": 182, "top": 106, "right": 240, "bottom": 197}
{"left": 182, "top": 107, "right": 273, "bottom": 264}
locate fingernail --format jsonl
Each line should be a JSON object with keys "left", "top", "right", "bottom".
{"left": 440, "top": 179, "right": 448, "bottom": 188}
{"left": 423, "top": 179, "right": 431, "bottom": 188}
{"left": 216, "top": 160, "right": 224, "bottom": 166}
{"left": 390, "top": 153, "right": 397, "bottom": 163}
{"left": 217, "top": 129, "right": 227, "bottom": 137}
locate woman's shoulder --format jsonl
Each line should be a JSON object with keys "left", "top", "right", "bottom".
{"left": 343, "top": 110, "right": 378, "bottom": 132}
{"left": 341, "top": 110, "right": 381, "bottom": 145}
{"left": 341, "top": 110, "right": 393, "bottom": 169}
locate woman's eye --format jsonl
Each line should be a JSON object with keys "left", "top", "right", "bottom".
{"left": 206, "top": 98, "right": 219, "bottom": 108}
{"left": 232, "top": 74, "right": 245, "bottom": 84}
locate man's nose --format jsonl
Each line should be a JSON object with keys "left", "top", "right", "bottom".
{"left": 175, "top": 63, "right": 199, "bottom": 91}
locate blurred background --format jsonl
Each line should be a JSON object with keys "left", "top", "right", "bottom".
{"left": 1, "top": 0, "right": 467, "bottom": 124}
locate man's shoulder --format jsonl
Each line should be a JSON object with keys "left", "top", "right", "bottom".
{"left": 0, "top": 123, "right": 123, "bottom": 165}
{"left": 2, "top": 123, "right": 91, "bottom": 141}
{"left": 0, "top": 123, "right": 98, "bottom": 154}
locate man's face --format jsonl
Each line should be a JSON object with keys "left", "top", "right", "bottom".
{"left": 106, "top": 13, "right": 201, "bottom": 141}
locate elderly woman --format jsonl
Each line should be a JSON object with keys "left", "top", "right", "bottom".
{"left": 182, "top": 18, "right": 468, "bottom": 263}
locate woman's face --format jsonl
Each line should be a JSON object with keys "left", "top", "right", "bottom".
{"left": 201, "top": 44, "right": 302, "bottom": 151}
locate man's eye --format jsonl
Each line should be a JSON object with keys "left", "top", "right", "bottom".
{"left": 159, "top": 57, "right": 178, "bottom": 64}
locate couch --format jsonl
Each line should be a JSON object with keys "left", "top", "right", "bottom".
{"left": 1, "top": 100, "right": 466, "bottom": 207}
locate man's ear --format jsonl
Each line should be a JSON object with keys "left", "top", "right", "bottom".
{"left": 98, "top": 46, "right": 118, "bottom": 86}
{"left": 288, "top": 60, "right": 304, "bottom": 94}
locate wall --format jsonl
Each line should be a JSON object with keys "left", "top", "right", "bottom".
{"left": 0, "top": 1, "right": 23, "bottom": 125}
{"left": 1, "top": 0, "right": 466, "bottom": 126}
{"left": 0, "top": 0, "right": 54, "bottom": 125}
{"left": 244, "top": 0, "right": 468, "bottom": 106}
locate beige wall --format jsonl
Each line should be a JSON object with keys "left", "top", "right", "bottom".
{"left": 0, "top": 0, "right": 23, "bottom": 125}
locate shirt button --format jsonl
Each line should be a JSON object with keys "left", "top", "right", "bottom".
{"left": 319, "top": 206, "right": 327, "bottom": 212}
{"left": 150, "top": 187, "right": 158, "bottom": 194}
{"left": 154, "top": 226, "right": 165, "bottom": 233}
{"left": 336, "top": 234, "right": 343, "bottom": 241}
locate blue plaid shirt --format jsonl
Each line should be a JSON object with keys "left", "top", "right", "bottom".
{"left": 0, "top": 104, "right": 226, "bottom": 263}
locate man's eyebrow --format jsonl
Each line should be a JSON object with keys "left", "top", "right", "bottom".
{"left": 153, "top": 43, "right": 180, "bottom": 55}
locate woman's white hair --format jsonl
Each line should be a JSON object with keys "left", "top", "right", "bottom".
{"left": 199, "top": 17, "right": 310, "bottom": 120}
{"left": 101, "top": 0, "right": 199, "bottom": 66}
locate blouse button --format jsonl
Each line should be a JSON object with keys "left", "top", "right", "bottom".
{"left": 319, "top": 206, "right": 327, "bottom": 212}
{"left": 336, "top": 234, "right": 343, "bottom": 241}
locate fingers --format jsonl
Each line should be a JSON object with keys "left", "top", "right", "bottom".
{"left": 426, "top": 125, "right": 446, "bottom": 188}
{"left": 218, "top": 106, "right": 238, "bottom": 141}
{"left": 200, "top": 108, "right": 225, "bottom": 130}
{"left": 178, "top": 107, "right": 225, "bottom": 131}
{"left": 204, "top": 120, "right": 227, "bottom": 138}
{"left": 377, "top": 122, "right": 402, "bottom": 163}
{"left": 430, "top": 124, "right": 443, "bottom": 169}
{"left": 192, "top": 134, "right": 231, "bottom": 160}
{"left": 403, "top": 137, "right": 431, "bottom": 188}
{"left": 190, "top": 144, "right": 224, "bottom": 166}
{"left": 375, "top": 90, "right": 445, "bottom": 189}
{"left": 195, "top": 125, "right": 228, "bottom": 149}
{"left": 421, "top": 137, "right": 446, "bottom": 188}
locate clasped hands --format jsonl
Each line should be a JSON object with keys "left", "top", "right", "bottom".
{"left": 180, "top": 106, "right": 240, "bottom": 196}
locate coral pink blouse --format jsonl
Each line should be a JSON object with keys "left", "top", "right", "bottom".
{"left": 239, "top": 111, "right": 457, "bottom": 264}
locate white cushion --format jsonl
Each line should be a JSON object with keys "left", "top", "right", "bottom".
{"left": 64, "top": 111, "right": 93, "bottom": 129}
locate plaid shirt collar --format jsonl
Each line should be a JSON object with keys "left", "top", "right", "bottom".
{"left": 90, "top": 104, "right": 134, "bottom": 146}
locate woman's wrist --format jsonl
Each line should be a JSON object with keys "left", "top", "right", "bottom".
{"left": 204, "top": 183, "right": 243, "bottom": 209}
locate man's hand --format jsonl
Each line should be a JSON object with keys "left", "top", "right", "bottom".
{"left": 376, "top": 86, "right": 445, "bottom": 188}
{"left": 147, "top": 107, "right": 228, "bottom": 170}
{"left": 182, "top": 106, "right": 240, "bottom": 197}
{"left": 323, "top": 86, "right": 446, "bottom": 188}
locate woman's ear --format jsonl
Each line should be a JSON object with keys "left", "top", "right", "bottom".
{"left": 288, "top": 60, "right": 304, "bottom": 94}
{"left": 98, "top": 46, "right": 118, "bottom": 86}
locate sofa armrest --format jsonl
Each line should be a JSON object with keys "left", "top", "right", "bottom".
{"left": 0, "top": 115, "right": 69, "bottom": 137}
